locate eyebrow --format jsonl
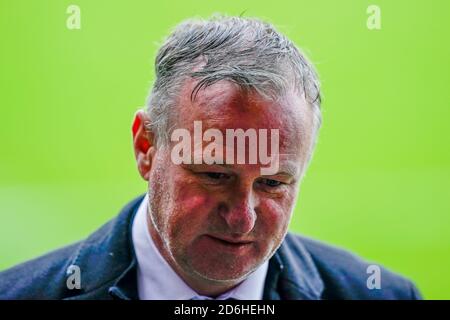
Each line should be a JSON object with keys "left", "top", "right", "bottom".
{"left": 268, "top": 161, "right": 299, "bottom": 178}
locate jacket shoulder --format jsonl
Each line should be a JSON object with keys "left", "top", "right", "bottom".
{"left": 284, "top": 233, "right": 422, "bottom": 299}
{"left": 0, "top": 195, "right": 143, "bottom": 300}
{"left": 0, "top": 242, "right": 80, "bottom": 299}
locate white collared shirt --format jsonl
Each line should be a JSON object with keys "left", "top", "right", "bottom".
{"left": 132, "top": 194, "right": 268, "bottom": 300}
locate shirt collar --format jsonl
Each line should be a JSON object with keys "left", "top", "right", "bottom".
{"left": 132, "top": 194, "right": 268, "bottom": 300}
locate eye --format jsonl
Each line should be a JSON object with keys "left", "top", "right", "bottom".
{"left": 260, "top": 178, "right": 283, "bottom": 187}
{"left": 203, "top": 172, "right": 231, "bottom": 180}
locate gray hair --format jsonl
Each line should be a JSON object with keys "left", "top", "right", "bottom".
{"left": 145, "top": 15, "right": 322, "bottom": 154}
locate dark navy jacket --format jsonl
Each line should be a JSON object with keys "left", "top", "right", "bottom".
{"left": 0, "top": 195, "right": 422, "bottom": 300}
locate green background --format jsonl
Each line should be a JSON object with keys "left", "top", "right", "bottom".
{"left": 1, "top": 0, "right": 449, "bottom": 299}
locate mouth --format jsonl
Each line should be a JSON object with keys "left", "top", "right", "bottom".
{"left": 205, "top": 235, "right": 254, "bottom": 249}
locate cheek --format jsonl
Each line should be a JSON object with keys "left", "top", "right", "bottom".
{"left": 179, "top": 192, "right": 210, "bottom": 213}
{"left": 257, "top": 192, "right": 297, "bottom": 240}
{"left": 167, "top": 178, "right": 217, "bottom": 239}
{"left": 259, "top": 201, "right": 288, "bottom": 230}
{"left": 173, "top": 178, "right": 212, "bottom": 213}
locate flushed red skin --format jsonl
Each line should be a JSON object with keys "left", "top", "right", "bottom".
{"left": 132, "top": 79, "right": 314, "bottom": 297}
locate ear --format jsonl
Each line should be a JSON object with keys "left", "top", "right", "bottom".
{"left": 132, "top": 110, "right": 155, "bottom": 181}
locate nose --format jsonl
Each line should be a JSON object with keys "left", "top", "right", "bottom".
{"left": 219, "top": 188, "right": 258, "bottom": 235}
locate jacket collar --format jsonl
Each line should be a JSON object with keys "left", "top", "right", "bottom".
{"left": 67, "top": 195, "right": 324, "bottom": 300}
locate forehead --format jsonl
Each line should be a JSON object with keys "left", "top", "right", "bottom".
{"left": 172, "top": 78, "right": 313, "bottom": 157}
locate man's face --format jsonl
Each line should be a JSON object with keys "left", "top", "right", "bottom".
{"left": 143, "top": 80, "right": 314, "bottom": 285}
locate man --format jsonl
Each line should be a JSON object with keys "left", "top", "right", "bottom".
{"left": 0, "top": 16, "right": 421, "bottom": 300}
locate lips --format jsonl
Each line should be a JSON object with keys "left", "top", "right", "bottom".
{"left": 206, "top": 235, "right": 253, "bottom": 246}
{"left": 195, "top": 235, "right": 254, "bottom": 255}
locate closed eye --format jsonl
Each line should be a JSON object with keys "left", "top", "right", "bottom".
{"left": 203, "top": 172, "right": 231, "bottom": 180}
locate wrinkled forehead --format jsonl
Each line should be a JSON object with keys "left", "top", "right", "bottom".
{"left": 172, "top": 79, "right": 314, "bottom": 155}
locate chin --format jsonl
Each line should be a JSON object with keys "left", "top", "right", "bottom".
{"left": 187, "top": 255, "right": 260, "bottom": 283}
{"left": 192, "top": 267, "right": 253, "bottom": 283}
